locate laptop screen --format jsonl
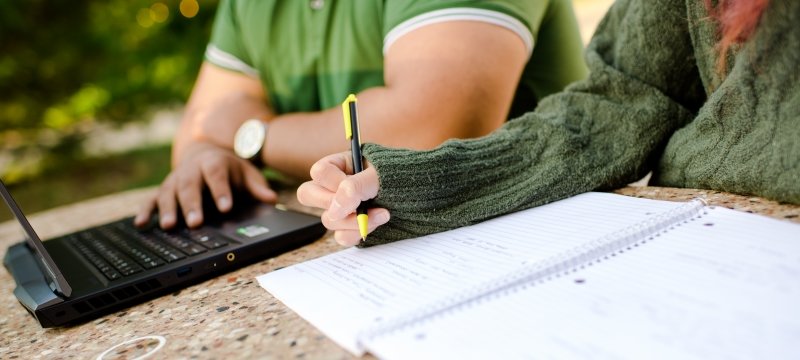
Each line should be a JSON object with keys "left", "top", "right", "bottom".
{"left": 0, "top": 178, "right": 72, "bottom": 297}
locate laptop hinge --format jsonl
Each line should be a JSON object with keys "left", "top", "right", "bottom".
{"left": 3, "top": 243, "right": 64, "bottom": 312}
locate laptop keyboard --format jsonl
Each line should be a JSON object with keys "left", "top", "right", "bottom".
{"left": 67, "top": 220, "right": 229, "bottom": 281}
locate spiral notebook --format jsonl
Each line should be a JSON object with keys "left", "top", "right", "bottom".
{"left": 257, "top": 192, "right": 800, "bottom": 359}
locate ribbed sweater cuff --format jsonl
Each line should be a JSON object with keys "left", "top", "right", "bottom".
{"left": 360, "top": 122, "right": 544, "bottom": 246}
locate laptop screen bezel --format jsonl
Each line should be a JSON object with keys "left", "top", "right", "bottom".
{"left": 0, "top": 178, "right": 73, "bottom": 297}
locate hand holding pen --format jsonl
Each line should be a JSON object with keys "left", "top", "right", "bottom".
{"left": 296, "top": 95, "right": 390, "bottom": 246}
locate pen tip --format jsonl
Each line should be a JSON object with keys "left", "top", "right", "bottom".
{"left": 357, "top": 214, "right": 369, "bottom": 241}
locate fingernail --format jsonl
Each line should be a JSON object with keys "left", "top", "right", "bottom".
{"left": 187, "top": 210, "right": 200, "bottom": 225}
{"left": 218, "top": 196, "right": 231, "bottom": 210}
{"left": 160, "top": 213, "right": 174, "bottom": 227}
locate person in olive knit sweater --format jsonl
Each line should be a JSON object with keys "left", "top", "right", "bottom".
{"left": 297, "top": 0, "right": 799, "bottom": 246}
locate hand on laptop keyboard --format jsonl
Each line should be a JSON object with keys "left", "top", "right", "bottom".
{"left": 134, "top": 142, "right": 277, "bottom": 229}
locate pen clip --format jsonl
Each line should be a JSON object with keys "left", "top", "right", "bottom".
{"left": 342, "top": 94, "right": 357, "bottom": 140}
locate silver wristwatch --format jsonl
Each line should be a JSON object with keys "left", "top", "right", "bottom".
{"left": 233, "top": 119, "right": 268, "bottom": 165}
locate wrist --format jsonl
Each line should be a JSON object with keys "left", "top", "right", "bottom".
{"left": 233, "top": 118, "right": 269, "bottom": 167}
{"left": 173, "top": 140, "right": 228, "bottom": 168}
{"left": 191, "top": 107, "right": 273, "bottom": 148}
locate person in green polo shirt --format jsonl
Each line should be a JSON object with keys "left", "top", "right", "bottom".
{"left": 135, "top": 0, "right": 587, "bottom": 229}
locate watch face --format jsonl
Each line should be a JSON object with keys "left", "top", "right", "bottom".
{"left": 234, "top": 119, "right": 266, "bottom": 160}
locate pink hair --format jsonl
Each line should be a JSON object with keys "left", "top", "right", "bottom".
{"left": 705, "top": 0, "right": 770, "bottom": 71}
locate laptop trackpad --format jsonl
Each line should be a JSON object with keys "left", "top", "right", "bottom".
{"left": 211, "top": 204, "right": 321, "bottom": 244}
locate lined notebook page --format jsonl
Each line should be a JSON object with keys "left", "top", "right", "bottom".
{"left": 366, "top": 206, "right": 800, "bottom": 360}
{"left": 257, "top": 192, "right": 684, "bottom": 354}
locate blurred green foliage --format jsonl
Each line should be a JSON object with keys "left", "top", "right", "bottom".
{"left": 0, "top": 0, "right": 217, "bottom": 134}
{"left": 0, "top": 0, "right": 217, "bottom": 183}
{"left": 0, "top": 0, "right": 218, "bottom": 219}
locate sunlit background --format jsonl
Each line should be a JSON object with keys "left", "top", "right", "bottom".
{"left": 0, "top": 0, "right": 613, "bottom": 222}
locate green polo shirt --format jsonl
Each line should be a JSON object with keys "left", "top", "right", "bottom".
{"left": 205, "top": 0, "right": 587, "bottom": 118}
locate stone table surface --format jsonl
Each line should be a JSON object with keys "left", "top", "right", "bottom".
{"left": 0, "top": 186, "right": 798, "bottom": 359}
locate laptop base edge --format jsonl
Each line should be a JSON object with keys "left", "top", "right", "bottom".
{"left": 4, "top": 242, "right": 65, "bottom": 327}
{"left": 4, "top": 220, "right": 326, "bottom": 328}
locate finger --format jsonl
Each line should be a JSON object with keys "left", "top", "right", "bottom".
{"left": 321, "top": 210, "right": 354, "bottom": 231}
{"left": 333, "top": 210, "right": 389, "bottom": 246}
{"left": 309, "top": 152, "right": 352, "bottom": 192}
{"left": 296, "top": 181, "right": 335, "bottom": 209}
{"left": 328, "top": 167, "right": 380, "bottom": 221}
{"left": 175, "top": 168, "right": 205, "bottom": 228}
{"left": 241, "top": 162, "right": 277, "bottom": 203}
{"left": 369, "top": 208, "right": 391, "bottom": 228}
{"left": 134, "top": 194, "right": 157, "bottom": 227}
{"left": 321, "top": 208, "right": 390, "bottom": 232}
{"left": 156, "top": 177, "right": 179, "bottom": 229}
{"left": 334, "top": 230, "right": 364, "bottom": 247}
{"left": 200, "top": 156, "right": 234, "bottom": 213}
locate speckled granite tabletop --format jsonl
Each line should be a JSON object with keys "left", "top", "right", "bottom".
{"left": 0, "top": 186, "right": 797, "bottom": 359}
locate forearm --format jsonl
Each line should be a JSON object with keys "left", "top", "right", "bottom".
{"left": 263, "top": 85, "right": 508, "bottom": 180}
{"left": 262, "top": 21, "right": 526, "bottom": 180}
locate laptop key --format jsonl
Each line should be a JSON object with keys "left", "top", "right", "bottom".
{"left": 68, "top": 237, "right": 123, "bottom": 281}
{"left": 186, "top": 243, "right": 207, "bottom": 255}
{"left": 120, "top": 266, "right": 142, "bottom": 276}
{"left": 164, "top": 250, "right": 186, "bottom": 262}
{"left": 153, "top": 230, "right": 206, "bottom": 256}
{"left": 136, "top": 254, "right": 164, "bottom": 269}
{"left": 186, "top": 230, "right": 229, "bottom": 249}
{"left": 105, "top": 224, "right": 166, "bottom": 269}
{"left": 123, "top": 230, "right": 186, "bottom": 263}
{"left": 108, "top": 220, "right": 207, "bottom": 263}
{"left": 104, "top": 270, "right": 122, "bottom": 280}
{"left": 81, "top": 233, "right": 144, "bottom": 275}
{"left": 145, "top": 240, "right": 185, "bottom": 262}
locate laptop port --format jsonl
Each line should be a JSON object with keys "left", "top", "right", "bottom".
{"left": 176, "top": 266, "right": 192, "bottom": 277}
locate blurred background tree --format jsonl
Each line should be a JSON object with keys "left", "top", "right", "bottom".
{"left": 0, "top": 0, "right": 216, "bottom": 134}
{"left": 0, "top": 0, "right": 218, "bottom": 221}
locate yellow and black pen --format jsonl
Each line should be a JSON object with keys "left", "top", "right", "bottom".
{"left": 341, "top": 94, "right": 369, "bottom": 241}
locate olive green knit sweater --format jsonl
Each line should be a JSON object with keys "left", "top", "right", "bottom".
{"left": 361, "top": 0, "right": 800, "bottom": 245}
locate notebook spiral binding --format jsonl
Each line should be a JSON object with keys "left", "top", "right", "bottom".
{"left": 359, "top": 198, "right": 709, "bottom": 342}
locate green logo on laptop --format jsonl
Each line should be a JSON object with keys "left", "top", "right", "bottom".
{"left": 236, "top": 224, "right": 270, "bottom": 238}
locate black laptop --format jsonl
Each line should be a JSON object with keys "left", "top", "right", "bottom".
{"left": 1, "top": 178, "right": 325, "bottom": 327}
